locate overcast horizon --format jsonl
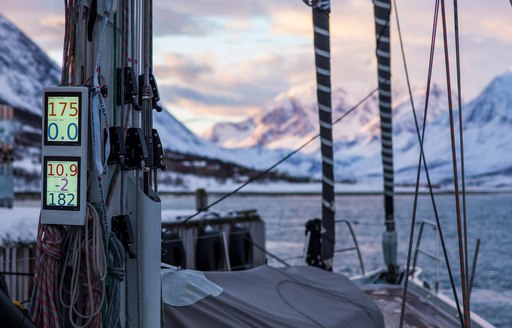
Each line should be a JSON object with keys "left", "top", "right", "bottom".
{"left": 1, "top": 0, "right": 511, "bottom": 134}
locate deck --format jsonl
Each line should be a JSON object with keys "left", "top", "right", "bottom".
{"left": 365, "top": 286, "right": 460, "bottom": 328}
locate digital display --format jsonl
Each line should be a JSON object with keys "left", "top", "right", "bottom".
{"left": 44, "top": 93, "right": 81, "bottom": 145}
{"left": 43, "top": 157, "right": 80, "bottom": 211}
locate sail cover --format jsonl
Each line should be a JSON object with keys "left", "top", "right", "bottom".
{"left": 311, "top": 0, "right": 335, "bottom": 270}
{"left": 373, "top": 0, "right": 395, "bottom": 231}
{"left": 162, "top": 265, "right": 384, "bottom": 327}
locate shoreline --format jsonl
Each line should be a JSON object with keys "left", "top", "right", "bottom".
{"left": 14, "top": 189, "right": 512, "bottom": 200}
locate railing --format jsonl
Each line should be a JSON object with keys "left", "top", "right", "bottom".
{"left": 412, "top": 220, "right": 441, "bottom": 292}
{"left": 0, "top": 245, "right": 35, "bottom": 302}
{"left": 334, "top": 219, "right": 365, "bottom": 275}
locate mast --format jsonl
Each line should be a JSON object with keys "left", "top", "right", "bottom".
{"left": 373, "top": 0, "right": 398, "bottom": 280}
{"left": 31, "top": 0, "right": 162, "bottom": 326}
{"left": 312, "top": 0, "right": 335, "bottom": 271}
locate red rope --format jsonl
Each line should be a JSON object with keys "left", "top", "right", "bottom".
{"left": 30, "top": 223, "right": 63, "bottom": 328}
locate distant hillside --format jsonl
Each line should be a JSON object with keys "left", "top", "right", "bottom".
{"left": 0, "top": 14, "right": 316, "bottom": 192}
{"left": 3, "top": 12, "right": 512, "bottom": 192}
{"left": 206, "top": 71, "right": 512, "bottom": 189}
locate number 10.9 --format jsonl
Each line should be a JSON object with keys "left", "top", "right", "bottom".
{"left": 48, "top": 163, "right": 78, "bottom": 176}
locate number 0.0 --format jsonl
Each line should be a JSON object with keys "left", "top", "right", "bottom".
{"left": 48, "top": 123, "right": 58, "bottom": 140}
{"left": 67, "top": 123, "right": 78, "bottom": 140}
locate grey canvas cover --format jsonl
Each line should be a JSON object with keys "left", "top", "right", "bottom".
{"left": 163, "top": 265, "right": 384, "bottom": 327}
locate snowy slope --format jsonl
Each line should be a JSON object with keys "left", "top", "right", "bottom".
{"left": 207, "top": 73, "right": 512, "bottom": 186}
{"left": 0, "top": 14, "right": 321, "bottom": 187}
{"left": 154, "top": 108, "right": 319, "bottom": 176}
{"left": 2, "top": 13, "right": 512, "bottom": 189}
{"left": 0, "top": 15, "right": 60, "bottom": 115}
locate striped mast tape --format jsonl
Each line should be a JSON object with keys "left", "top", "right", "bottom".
{"left": 311, "top": 0, "right": 335, "bottom": 270}
{"left": 374, "top": 0, "right": 395, "bottom": 233}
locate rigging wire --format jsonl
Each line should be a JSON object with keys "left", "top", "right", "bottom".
{"left": 179, "top": 87, "right": 379, "bottom": 225}
{"left": 452, "top": 0, "right": 471, "bottom": 318}
{"left": 392, "top": 0, "right": 464, "bottom": 325}
{"left": 397, "top": 0, "right": 469, "bottom": 326}
{"left": 439, "top": 0, "right": 470, "bottom": 325}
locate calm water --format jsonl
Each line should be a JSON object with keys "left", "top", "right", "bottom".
{"left": 162, "top": 193, "right": 512, "bottom": 327}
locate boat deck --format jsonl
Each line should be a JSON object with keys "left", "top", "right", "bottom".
{"left": 364, "top": 286, "right": 460, "bottom": 328}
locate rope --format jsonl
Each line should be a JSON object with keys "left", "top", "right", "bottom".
{"left": 58, "top": 204, "right": 107, "bottom": 328}
{"left": 393, "top": 0, "right": 464, "bottom": 324}
{"left": 29, "top": 223, "right": 64, "bottom": 328}
{"left": 104, "top": 234, "right": 125, "bottom": 328}
{"left": 90, "top": 0, "right": 113, "bottom": 245}
{"left": 439, "top": 0, "right": 470, "bottom": 325}
{"left": 179, "top": 86, "right": 379, "bottom": 225}
{"left": 452, "top": 0, "right": 471, "bottom": 320}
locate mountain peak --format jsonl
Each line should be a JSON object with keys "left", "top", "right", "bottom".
{"left": 464, "top": 71, "right": 512, "bottom": 124}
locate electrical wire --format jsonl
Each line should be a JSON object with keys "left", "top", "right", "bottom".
{"left": 393, "top": 0, "right": 464, "bottom": 324}
{"left": 179, "top": 86, "right": 379, "bottom": 225}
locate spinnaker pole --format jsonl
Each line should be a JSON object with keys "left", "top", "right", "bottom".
{"left": 373, "top": 0, "right": 399, "bottom": 280}
{"left": 311, "top": 0, "right": 335, "bottom": 271}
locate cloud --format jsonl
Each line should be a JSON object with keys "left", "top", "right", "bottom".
{"left": 2, "top": 0, "right": 512, "bottom": 135}
{"left": 153, "top": 7, "right": 217, "bottom": 36}
{"left": 154, "top": 53, "right": 213, "bottom": 83}
{"left": 154, "top": 50, "right": 315, "bottom": 118}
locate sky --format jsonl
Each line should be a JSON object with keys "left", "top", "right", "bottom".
{"left": 1, "top": 0, "right": 511, "bottom": 134}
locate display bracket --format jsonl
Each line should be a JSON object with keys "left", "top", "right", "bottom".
{"left": 41, "top": 86, "right": 89, "bottom": 225}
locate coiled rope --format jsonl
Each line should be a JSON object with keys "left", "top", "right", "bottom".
{"left": 29, "top": 223, "right": 64, "bottom": 328}
{"left": 104, "top": 235, "right": 125, "bottom": 328}
{"left": 58, "top": 204, "right": 106, "bottom": 328}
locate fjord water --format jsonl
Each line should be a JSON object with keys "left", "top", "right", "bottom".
{"left": 163, "top": 193, "right": 512, "bottom": 327}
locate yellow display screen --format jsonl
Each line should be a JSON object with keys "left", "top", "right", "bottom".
{"left": 45, "top": 93, "right": 81, "bottom": 145}
{"left": 43, "top": 157, "right": 80, "bottom": 210}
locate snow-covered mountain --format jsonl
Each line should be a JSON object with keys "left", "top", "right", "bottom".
{"left": 207, "top": 71, "right": 512, "bottom": 188}
{"left": 205, "top": 82, "right": 451, "bottom": 152}
{"left": 0, "top": 15, "right": 60, "bottom": 116}
{"left": 0, "top": 14, "right": 320, "bottom": 191}
{"left": 2, "top": 12, "right": 512, "bottom": 190}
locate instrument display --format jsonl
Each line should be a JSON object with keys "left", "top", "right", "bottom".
{"left": 43, "top": 157, "right": 80, "bottom": 211}
{"left": 44, "top": 92, "right": 81, "bottom": 145}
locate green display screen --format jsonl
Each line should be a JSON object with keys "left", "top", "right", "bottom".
{"left": 45, "top": 94, "right": 80, "bottom": 145}
{"left": 43, "top": 157, "right": 80, "bottom": 210}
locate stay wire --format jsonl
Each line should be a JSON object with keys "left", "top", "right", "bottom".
{"left": 393, "top": 0, "right": 464, "bottom": 325}
{"left": 179, "top": 87, "right": 379, "bottom": 225}
{"left": 452, "top": 0, "right": 471, "bottom": 319}
{"left": 440, "top": 0, "right": 470, "bottom": 325}
{"left": 398, "top": 1, "right": 469, "bottom": 327}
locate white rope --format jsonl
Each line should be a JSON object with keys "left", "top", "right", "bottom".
{"left": 59, "top": 204, "right": 107, "bottom": 328}
{"left": 90, "top": 0, "right": 113, "bottom": 239}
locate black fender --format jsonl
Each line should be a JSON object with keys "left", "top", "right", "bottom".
{"left": 0, "top": 281, "right": 35, "bottom": 328}
{"left": 161, "top": 231, "right": 186, "bottom": 268}
{"left": 195, "top": 230, "right": 224, "bottom": 271}
{"left": 229, "top": 226, "right": 253, "bottom": 271}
